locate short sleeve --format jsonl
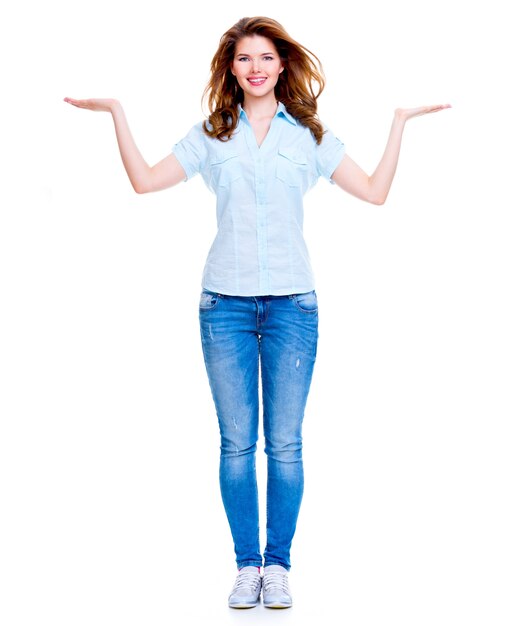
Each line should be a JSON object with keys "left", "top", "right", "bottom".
{"left": 316, "top": 125, "right": 345, "bottom": 184}
{"left": 172, "top": 122, "right": 208, "bottom": 181}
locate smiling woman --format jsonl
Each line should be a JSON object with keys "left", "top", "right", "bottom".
{"left": 63, "top": 14, "right": 450, "bottom": 612}
{"left": 203, "top": 16, "right": 326, "bottom": 145}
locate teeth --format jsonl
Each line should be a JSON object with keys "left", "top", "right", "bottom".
{"left": 249, "top": 78, "right": 266, "bottom": 84}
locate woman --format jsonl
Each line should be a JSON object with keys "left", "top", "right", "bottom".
{"left": 64, "top": 16, "right": 450, "bottom": 610}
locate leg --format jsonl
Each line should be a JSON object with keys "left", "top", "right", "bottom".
{"left": 260, "top": 292, "right": 319, "bottom": 570}
{"left": 199, "top": 291, "right": 262, "bottom": 568}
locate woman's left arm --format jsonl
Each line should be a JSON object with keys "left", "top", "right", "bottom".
{"left": 331, "top": 104, "right": 451, "bottom": 205}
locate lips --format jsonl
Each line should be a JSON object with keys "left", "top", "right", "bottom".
{"left": 247, "top": 77, "right": 267, "bottom": 86}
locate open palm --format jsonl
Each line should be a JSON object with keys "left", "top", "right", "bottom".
{"left": 395, "top": 103, "right": 451, "bottom": 122}
{"left": 63, "top": 97, "right": 117, "bottom": 112}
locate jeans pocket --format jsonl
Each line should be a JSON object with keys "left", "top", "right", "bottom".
{"left": 199, "top": 289, "right": 221, "bottom": 311}
{"left": 291, "top": 290, "right": 318, "bottom": 313}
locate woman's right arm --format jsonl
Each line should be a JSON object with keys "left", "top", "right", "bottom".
{"left": 63, "top": 97, "right": 187, "bottom": 194}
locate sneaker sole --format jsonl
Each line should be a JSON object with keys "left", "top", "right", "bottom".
{"left": 229, "top": 599, "right": 260, "bottom": 609}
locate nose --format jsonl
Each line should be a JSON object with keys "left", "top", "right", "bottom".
{"left": 252, "top": 57, "right": 261, "bottom": 73}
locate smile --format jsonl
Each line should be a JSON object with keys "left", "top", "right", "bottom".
{"left": 247, "top": 77, "right": 267, "bottom": 86}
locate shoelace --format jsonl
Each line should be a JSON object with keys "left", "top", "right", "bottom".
{"left": 232, "top": 570, "right": 260, "bottom": 593}
{"left": 262, "top": 570, "right": 289, "bottom": 594}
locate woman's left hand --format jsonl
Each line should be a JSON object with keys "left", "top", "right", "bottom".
{"left": 394, "top": 104, "right": 452, "bottom": 122}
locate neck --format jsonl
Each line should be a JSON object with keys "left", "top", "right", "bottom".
{"left": 242, "top": 94, "right": 278, "bottom": 120}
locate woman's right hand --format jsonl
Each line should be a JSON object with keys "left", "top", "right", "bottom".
{"left": 63, "top": 97, "right": 120, "bottom": 112}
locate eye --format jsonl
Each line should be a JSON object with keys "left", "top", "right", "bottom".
{"left": 237, "top": 56, "right": 250, "bottom": 62}
{"left": 263, "top": 56, "right": 274, "bottom": 61}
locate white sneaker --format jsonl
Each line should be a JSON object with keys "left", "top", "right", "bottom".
{"left": 228, "top": 566, "right": 262, "bottom": 609}
{"left": 262, "top": 564, "right": 292, "bottom": 608}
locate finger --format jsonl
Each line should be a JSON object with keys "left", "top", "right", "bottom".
{"left": 64, "top": 97, "right": 87, "bottom": 108}
{"left": 425, "top": 104, "right": 452, "bottom": 114}
{"left": 411, "top": 104, "right": 451, "bottom": 118}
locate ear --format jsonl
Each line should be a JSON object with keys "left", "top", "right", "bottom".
{"left": 279, "top": 66, "right": 284, "bottom": 74}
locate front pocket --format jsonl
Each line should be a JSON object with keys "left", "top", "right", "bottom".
{"left": 276, "top": 148, "right": 308, "bottom": 188}
{"left": 291, "top": 290, "right": 318, "bottom": 313}
{"left": 199, "top": 290, "right": 221, "bottom": 310}
{"left": 209, "top": 151, "right": 242, "bottom": 188}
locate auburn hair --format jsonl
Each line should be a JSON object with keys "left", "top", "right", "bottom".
{"left": 202, "top": 17, "right": 326, "bottom": 144}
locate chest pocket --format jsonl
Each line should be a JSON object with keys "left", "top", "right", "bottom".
{"left": 209, "top": 150, "right": 243, "bottom": 189}
{"left": 276, "top": 147, "right": 309, "bottom": 188}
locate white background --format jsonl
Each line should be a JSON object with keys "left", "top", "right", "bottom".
{"left": 1, "top": 1, "right": 520, "bottom": 624}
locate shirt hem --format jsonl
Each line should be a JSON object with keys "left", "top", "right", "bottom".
{"left": 201, "top": 282, "right": 316, "bottom": 297}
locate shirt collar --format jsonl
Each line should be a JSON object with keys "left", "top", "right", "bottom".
{"left": 275, "top": 101, "right": 297, "bottom": 125}
{"left": 238, "top": 101, "right": 297, "bottom": 126}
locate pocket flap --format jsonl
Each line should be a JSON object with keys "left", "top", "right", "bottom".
{"left": 209, "top": 150, "right": 240, "bottom": 166}
{"left": 277, "top": 147, "right": 308, "bottom": 166}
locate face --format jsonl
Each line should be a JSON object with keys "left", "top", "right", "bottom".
{"left": 231, "top": 35, "right": 284, "bottom": 101}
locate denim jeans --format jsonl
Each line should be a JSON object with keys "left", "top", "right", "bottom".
{"left": 199, "top": 289, "right": 318, "bottom": 571}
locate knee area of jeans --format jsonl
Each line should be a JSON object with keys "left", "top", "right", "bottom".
{"left": 221, "top": 439, "right": 257, "bottom": 458}
{"left": 220, "top": 456, "right": 257, "bottom": 482}
{"left": 265, "top": 444, "right": 303, "bottom": 465}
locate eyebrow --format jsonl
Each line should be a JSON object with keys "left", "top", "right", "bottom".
{"left": 235, "top": 51, "right": 277, "bottom": 57}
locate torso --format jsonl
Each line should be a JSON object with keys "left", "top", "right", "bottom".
{"left": 171, "top": 102, "right": 346, "bottom": 295}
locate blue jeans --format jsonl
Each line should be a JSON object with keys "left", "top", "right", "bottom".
{"left": 199, "top": 290, "right": 318, "bottom": 571}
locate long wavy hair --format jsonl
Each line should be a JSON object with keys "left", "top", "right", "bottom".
{"left": 202, "top": 17, "right": 326, "bottom": 144}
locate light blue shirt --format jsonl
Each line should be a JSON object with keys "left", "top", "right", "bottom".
{"left": 172, "top": 102, "right": 345, "bottom": 296}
